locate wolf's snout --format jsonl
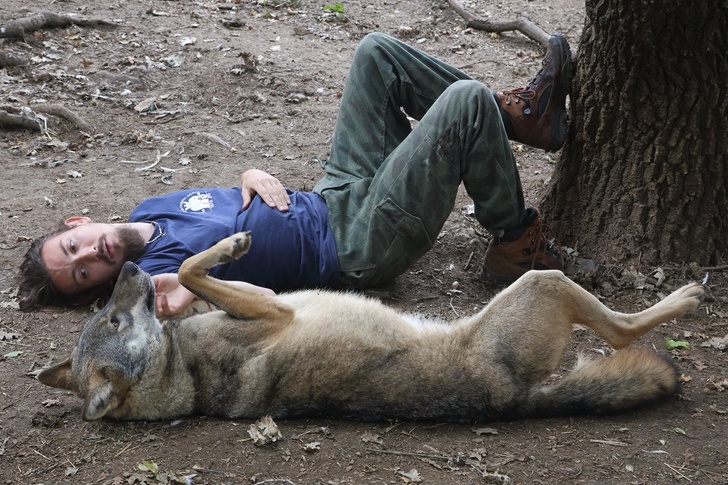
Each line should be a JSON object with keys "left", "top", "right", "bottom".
{"left": 120, "top": 261, "right": 141, "bottom": 277}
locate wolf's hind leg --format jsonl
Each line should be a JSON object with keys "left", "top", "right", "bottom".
{"left": 502, "top": 271, "right": 705, "bottom": 350}
{"left": 595, "top": 282, "right": 704, "bottom": 348}
{"left": 462, "top": 271, "right": 703, "bottom": 390}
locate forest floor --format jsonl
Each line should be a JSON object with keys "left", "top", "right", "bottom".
{"left": 0, "top": 0, "right": 726, "bottom": 484}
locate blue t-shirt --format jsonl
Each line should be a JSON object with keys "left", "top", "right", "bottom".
{"left": 129, "top": 188, "right": 340, "bottom": 291}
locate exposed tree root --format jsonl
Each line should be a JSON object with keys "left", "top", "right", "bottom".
{"left": 0, "top": 110, "right": 40, "bottom": 131}
{"left": 0, "top": 105, "right": 93, "bottom": 133}
{"left": 29, "top": 104, "right": 94, "bottom": 132}
{"left": 0, "top": 11, "right": 117, "bottom": 39}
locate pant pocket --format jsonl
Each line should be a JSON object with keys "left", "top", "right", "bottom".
{"left": 367, "top": 197, "right": 432, "bottom": 285}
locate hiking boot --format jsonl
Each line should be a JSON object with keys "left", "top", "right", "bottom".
{"left": 482, "top": 208, "right": 564, "bottom": 282}
{"left": 495, "top": 33, "right": 572, "bottom": 152}
{"left": 483, "top": 209, "right": 600, "bottom": 282}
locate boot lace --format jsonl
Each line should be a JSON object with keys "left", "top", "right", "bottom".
{"left": 501, "top": 87, "right": 535, "bottom": 105}
{"left": 501, "top": 53, "right": 550, "bottom": 105}
{"left": 526, "top": 220, "right": 565, "bottom": 269}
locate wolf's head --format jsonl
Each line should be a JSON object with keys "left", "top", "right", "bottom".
{"left": 38, "top": 262, "right": 164, "bottom": 420}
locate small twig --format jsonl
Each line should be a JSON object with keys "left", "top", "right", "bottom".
{"left": 383, "top": 421, "right": 404, "bottom": 433}
{"left": 464, "top": 250, "right": 475, "bottom": 271}
{"left": 43, "top": 461, "right": 63, "bottom": 474}
{"left": 367, "top": 448, "right": 452, "bottom": 461}
{"left": 664, "top": 463, "right": 694, "bottom": 482}
{"left": 32, "top": 449, "right": 53, "bottom": 461}
{"left": 291, "top": 428, "right": 328, "bottom": 440}
{"left": 113, "top": 442, "right": 134, "bottom": 457}
{"left": 420, "top": 422, "right": 449, "bottom": 430}
{"left": 186, "top": 466, "right": 230, "bottom": 475}
{"left": 449, "top": 298, "right": 460, "bottom": 317}
{"left": 198, "top": 132, "right": 232, "bottom": 150}
{"left": 665, "top": 464, "right": 724, "bottom": 478}
{"left": 589, "top": 439, "right": 629, "bottom": 447}
{"left": 134, "top": 150, "right": 169, "bottom": 172}
{"left": 399, "top": 430, "right": 422, "bottom": 441}
{"left": 252, "top": 480, "right": 299, "bottom": 485}
{"left": 470, "top": 463, "right": 512, "bottom": 484}
{"left": 701, "top": 264, "right": 728, "bottom": 271}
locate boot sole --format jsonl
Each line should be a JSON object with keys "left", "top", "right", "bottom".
{"left": 545, "top": 33, "right": 573, "bottom": 152}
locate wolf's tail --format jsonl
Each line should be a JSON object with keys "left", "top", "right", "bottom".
{"left": 522, "top": 347, "right": 679, "bottom": 418}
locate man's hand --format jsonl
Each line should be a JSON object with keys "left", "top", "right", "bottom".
{"left": 241, "top": 168, "right": 291, "bottom": 212}
{"left": 152, "top": 273, "right": 195, "bottom": 318}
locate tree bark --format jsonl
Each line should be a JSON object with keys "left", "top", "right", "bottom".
{"left": 542, "top": 0, "right": 728, "bottom": 266}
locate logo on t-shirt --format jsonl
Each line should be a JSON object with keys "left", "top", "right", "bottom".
{"left": 180, "top": 191, "right": 215, "bottom": 212}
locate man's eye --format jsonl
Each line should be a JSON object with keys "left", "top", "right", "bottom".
{"left": 79, "top": 267, "right": 88, "bottom": 280}
{"left": 69, "top": 240, "right": 76, "bottom": 252}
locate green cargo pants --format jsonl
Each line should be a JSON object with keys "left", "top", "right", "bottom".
{"left": 314, "top": 33, "right": 526, "bottom": 288}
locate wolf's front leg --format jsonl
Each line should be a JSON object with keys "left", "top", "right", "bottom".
{"left": 186, "top": 231, "right": 252, "bottom": 272}
{"left": 178, "top": 232, "right": 294, "bottom": 322}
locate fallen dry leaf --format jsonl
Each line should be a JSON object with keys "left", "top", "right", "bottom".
{"left": 247, "top": 415, "right": 282, "bottom": 446}
{"left": 303, "top": 441, "right": 320, "bottom": 453}
{"left": 397, "top": 468, "right": 422, "bottom": 483}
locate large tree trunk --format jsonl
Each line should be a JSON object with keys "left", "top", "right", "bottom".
{"left": 541, "top": 0, "right": 728, "bottom": 266}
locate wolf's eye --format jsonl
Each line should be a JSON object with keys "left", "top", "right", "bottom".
{"left": 109, "top": 317, "right": 120, "bottom": 328}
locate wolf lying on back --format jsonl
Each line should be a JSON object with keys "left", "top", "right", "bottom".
{"left": 38, "top": 232, "right": 704, "bottom": 422}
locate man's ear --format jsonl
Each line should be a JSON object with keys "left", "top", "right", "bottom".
{"left": 64, "top": 216, "right": 92, "bottom": 227}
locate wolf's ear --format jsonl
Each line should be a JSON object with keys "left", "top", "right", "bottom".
{"left": 37, "top": 358, "right": 79, "bottom": 392}
{"left": 83, "top": 380, "right": 120, "bottom": 421}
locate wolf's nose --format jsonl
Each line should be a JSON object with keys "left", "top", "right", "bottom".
{"left": 122, "top": 261, "right": 140, "bottom": 275}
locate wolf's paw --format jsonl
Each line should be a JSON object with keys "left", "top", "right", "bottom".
{"left": 228, "top": 232, "right": 253, "bottom": 259}
{"left": 228, "top": 232, "right": 252, "bottom": 260}
{"left": 664, "top": 282, "right": 705, "bottom": 313}
{"left": 210, "top": 232, "right": 252, "bottom": 264}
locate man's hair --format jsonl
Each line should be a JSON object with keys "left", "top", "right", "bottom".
{"left": 17, "top": 221, "right": 109, "bottom": 311}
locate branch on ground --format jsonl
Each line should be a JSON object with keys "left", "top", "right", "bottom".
{"left": 446, "top": 0, "right": 577, "bottom": 57}
{"left": 0, "top": 11, "right": 117, "bottom": 39}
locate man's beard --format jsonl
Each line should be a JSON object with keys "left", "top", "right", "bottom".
{"left": 117, "top": 226, "right": 146, "bottom": 263}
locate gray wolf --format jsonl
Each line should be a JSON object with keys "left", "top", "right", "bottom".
{"left": 38, "top": 232, "right": 704, "bottom": 422}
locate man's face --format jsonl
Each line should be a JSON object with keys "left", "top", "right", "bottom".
{"left": 42, "top": 222, "right": 145, "bottom": 295}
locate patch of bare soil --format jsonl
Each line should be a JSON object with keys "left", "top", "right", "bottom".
{"left": 1, "top": 1, "right": 726, "bottom": 484}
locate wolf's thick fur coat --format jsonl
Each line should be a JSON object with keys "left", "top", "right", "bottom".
{"left": 39, "top": 233, "right": 704, "bottom": 422}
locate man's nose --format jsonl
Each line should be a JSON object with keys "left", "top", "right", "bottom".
{"left": 76, "top": 245, "right": 99, "bottom": 261}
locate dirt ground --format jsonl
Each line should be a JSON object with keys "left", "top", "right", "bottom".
{"left": 1, "top": 0, "right": 726, "bottom": 484}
